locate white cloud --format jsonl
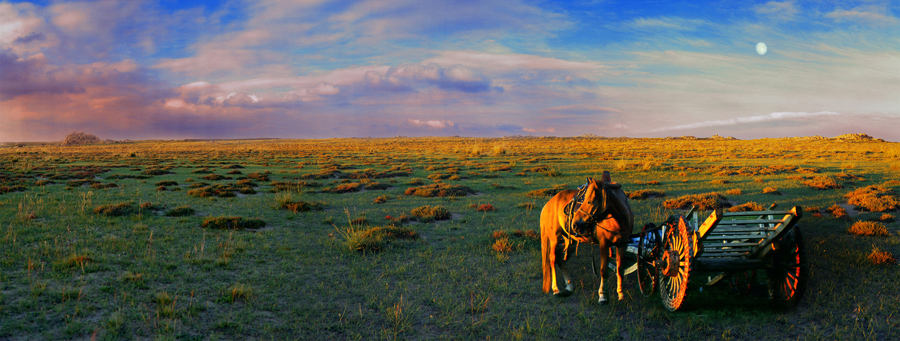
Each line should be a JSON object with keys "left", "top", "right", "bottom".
{"left": 408, "top": 119, "right": 455, "bottom": 129}
{"left": 647, "top": 112, "right": 841, "bottom": 133}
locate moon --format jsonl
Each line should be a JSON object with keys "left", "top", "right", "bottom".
{"left": 756, "top": 42, "right": 768, "bottom": 56}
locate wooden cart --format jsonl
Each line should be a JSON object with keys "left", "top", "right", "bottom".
{"left": 625, "top": 205, "right": 808, "bottom": 311}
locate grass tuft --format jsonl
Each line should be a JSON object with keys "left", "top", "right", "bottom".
{"left": 202, "top": 217, "right": 267, "bottom": 230}
{"left": 728, "top": 201, "right": 766, "bottom": 212}
{"left": 867, "top": 246, "right": 897, "bottom": 265}
{"left": 803, "top": 176, "right": 843, "bottom": 190}
{"left": 342, "top": 225, "right": 419, "bottom": 253}
{"left": 844, "top": 185, "right": 899, "bottom": 212}
{"left": 410, "top": 205, "right": 451, "bottom": 222}
{"left": 404, "top": 184, "right": 473, "bottom": 197}
{"left": 848, "top": 221, "right": 891, "bottom": 237}
{"left": 93, "top": 202, "right": 136, "bottom": 216}
{"left": 526, "top": 184, "right": 568, "bottom": 197}
{"left": 663, "top": 192, "right": 730, "bottom": 210}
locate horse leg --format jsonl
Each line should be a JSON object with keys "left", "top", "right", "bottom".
{"left": 597, "top": 245, "right": 609, "bottom": 304}
{"left": 616, "top": 244, "right": 626, "bottom": 301}
{"left": 556, "top": 255, "right": 575, "bottom": 293}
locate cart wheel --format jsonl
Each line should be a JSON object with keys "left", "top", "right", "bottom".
{"left": 768, "top": 226, "right": 808, "bottom": 308}
{"left": 637, "top": 224, "right": 659, "bottom": 297}
{"left": 659, "top": 216, "right": 693, "bottom": 312}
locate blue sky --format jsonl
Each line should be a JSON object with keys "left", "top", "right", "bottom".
{"left": 2, "top": 0, "right": 898, "bottom": 141}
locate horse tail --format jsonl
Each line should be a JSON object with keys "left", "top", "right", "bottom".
{"left": 541, "top": 217, "right": 552, "bottom": 293}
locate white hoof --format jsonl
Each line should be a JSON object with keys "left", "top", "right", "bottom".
{"left": 598, "top": 295, "right": 608, "bottom": 305}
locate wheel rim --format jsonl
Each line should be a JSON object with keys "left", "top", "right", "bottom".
{"left": 768, "top": 227, "right": 808, "bottom": 307}
{"left": 637, "top": 228, "right": 657, "bottom": 296}
{"left": 659, "top": 216, "right": 692, "bottom": 311}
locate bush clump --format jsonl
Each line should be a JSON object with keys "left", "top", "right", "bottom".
{"left": 410, "top": 205, "right": 451, "bottom": 222}
{"left": 844, "top": 185, "right": 899, "bottom": 212}
{"left": 728, "top": 201, "right": 766, "bottom": 212}
{"left": 142, "top": 169, "right": 173, "bottom": 176}
{"left": 526, "top": 184, "right": 568, "bottom": 197}
{"left": 404, "top": 184, "right": 474, "bottom": 197}
{"left": 156, "top": 180, "right": 178, "bottom": 187}
{"left": 323, "top": 182, "right": 362, "bottom": 193}
{"left": 202, "top": 217, "right": 266, "bottom": 230}
{"left": 94, "top": 202, "right": 136, "bottom": 216}
{"left": 827, "top": 204, "right": 849, "bottom": 219}
{"left": 803, "top": 176, "right": 843, "bottom": 190}
{"left": 343, "top": 225, "right": 419, "bottom": 253}
{"left": 279, "top": 199, "right": 324, "bottom": 213}
{"left": 848, "top": 221, "right": 891, "bottom": 237}
{"left": 867, "top": 246, "right": 897, "bottom": 265}
{"left": 663, "top": 192, "right": 731, "bottom": 210}
{"left": 165, "top": 206, "right": 196, "bottom": 217}
{"left": 627, "top": 189, "right": 665, "bottom": 200}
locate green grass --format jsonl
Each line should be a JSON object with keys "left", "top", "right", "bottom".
{"left": 1, "top": 137, "right": 899, "bottom": 339}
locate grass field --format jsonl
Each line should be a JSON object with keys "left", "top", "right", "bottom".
{"left": 1, "top": 136, "right": 899, "bottom": 340}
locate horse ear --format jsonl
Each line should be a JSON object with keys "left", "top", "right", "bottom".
{"left": 602, "top": 171, "right": 612, "bottom": 183}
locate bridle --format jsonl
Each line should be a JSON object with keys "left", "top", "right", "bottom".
{"left": 563, "top": 179, "right": 613, "bottom": 239}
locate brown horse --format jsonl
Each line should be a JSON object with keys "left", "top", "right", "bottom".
{"left": 540, "top": 171, "right": 634, "bottom": 304}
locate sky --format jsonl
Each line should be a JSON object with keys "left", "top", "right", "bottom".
{"left": 1, "top": 0, "right": 898, "bottom": 142}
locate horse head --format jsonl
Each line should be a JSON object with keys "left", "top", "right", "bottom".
{"left": 571, "top": 172, "right": 632, "bottom": 236}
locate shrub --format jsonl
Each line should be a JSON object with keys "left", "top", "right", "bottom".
{"left": 476, "top": 204, "right": 495, "bottom": 212}
{"left": 62, "top": 131, "right": 100, "bottom": 146}
{"left": 142, "top": 169, "right": 172, "bottom": 176}
{"left": 879, "top": 213, "right": 895, "bottom": 222}
{"left": 627, "top": 189, "right": 665, "bottom": 200}
{"left": 343, "top": 225, "right": 418, "bottom": 253}
{"left": 517, "top": 203, "right": 536, "bottom": 210}
{"left": 491, "top": 230, "right": 509, "bottom": 239}
{"left": 728, "top": 201, "right": 765, "bottom": 212}
{"left": 374, "top": 195, "right": 390, "bottom": 204}
{"left": 526, "top": 184, "right": 568, "bottom": 197}
{"left": 762, "top": 187, "right": 781, "bottom": 195}
{"left": 725, "top": 188, "right": 743, "bottom": 195}
{"left": 848, "top": 221, "right": 890, "bottom": 237}
{"left": 323, "top": 182, "right": 362, "bottom": 193}
{"left": 867, "top": 247, "right": 897, "bottom": 265}
{"left": 363, "top": 181, "right": 389, "bottom": 190}
{"left": 93, "top": 202, "right": 135, "bottom": 216}
{"left": 663, "top": 192, "right": 730, "bottom": 210}
{"left": 202, "top": 174, "right": 231, "bottom": 181}
{"left": 165, "top": 206, "right": 196, "bottom": 217}
{"left": 844, "top": 185, "right": 899, "bottom": 212}
{"left": 279, "top": 200, "right": 324, "bottom": 213}
{"left": 156, "top": 180, "right": 178, "bottom": 187}
{"left": 803, "top": 176, "right": 842, "bottom": 190}
{"left": 404, "top": 184, "right": 473, "bottom": 197}
{"left": 202, "top": 217, "right": 266, "bottom": 230}
{"left": 711, "top": 179, "right": 731, "bottom": 185}
{"left": 410, "top": 205, "right": 451, "bottom": 222}
{"left": 492, "top": 238, "right": 513, "bottom": 253}
{"left": 827, "top": 204, "right": 849, "bottom": 219}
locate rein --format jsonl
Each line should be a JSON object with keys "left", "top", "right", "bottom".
{"left": 561, "top": 179, "right": 628, "bottom": 277}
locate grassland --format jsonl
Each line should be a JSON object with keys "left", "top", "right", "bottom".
{"left": 1, "top": 136, "right": 899, "bottom": 340}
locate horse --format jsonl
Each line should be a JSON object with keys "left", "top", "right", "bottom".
{"left": 540, "top": 171, "right": 634, "bottom": 304}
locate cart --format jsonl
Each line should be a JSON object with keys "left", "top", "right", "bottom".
{"left": 621, "top": 205, "right": 807, "bottom": 311}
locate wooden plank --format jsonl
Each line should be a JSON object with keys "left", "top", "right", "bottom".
{"left": 704, "top": 234, "right": 766, "bottom": 240}
{"left": 722, "top": 210, "right": 792, "bottom": 217}
{"left": 696, "top": 207, "right": 724, "bottom": 242}
{"left": 694, "top": 258, "right": 765, "bottom": 271}
{"left": 748, "top": 206, "right": 803, "bottom": 259}
{"left": 718, "top": 218, "right": 786, "bottom": 225}
{"left": 702, "top": 242, "right": 761, "bottom": 247}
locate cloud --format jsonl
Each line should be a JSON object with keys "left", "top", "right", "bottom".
{"left": 646, "top": 112, "right": 841, "bottom": 133}
{"left": 625, "top": 17, "right": 708, "bottom": 30}
{"left": 755, "top": 1, "right": 799, "bottom": 21}
{"left": 407, "top": 119, "right": 455, "bottom": 129}
{"left": 826, "top": 6, "right": 900, "bottom": 26}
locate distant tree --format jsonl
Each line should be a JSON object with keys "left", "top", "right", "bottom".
{"left": 62, "top": 132, "right": 100, "bottom": 146}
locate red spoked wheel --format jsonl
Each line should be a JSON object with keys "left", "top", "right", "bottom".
{"left": 659, "top": 216, "right": 693, "bottom": 312}
{"left": 637, "top": 224, "right": 660, "bottom": 297}
{"left": 768, "top": 226, "right": 808, "bottom": 309}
